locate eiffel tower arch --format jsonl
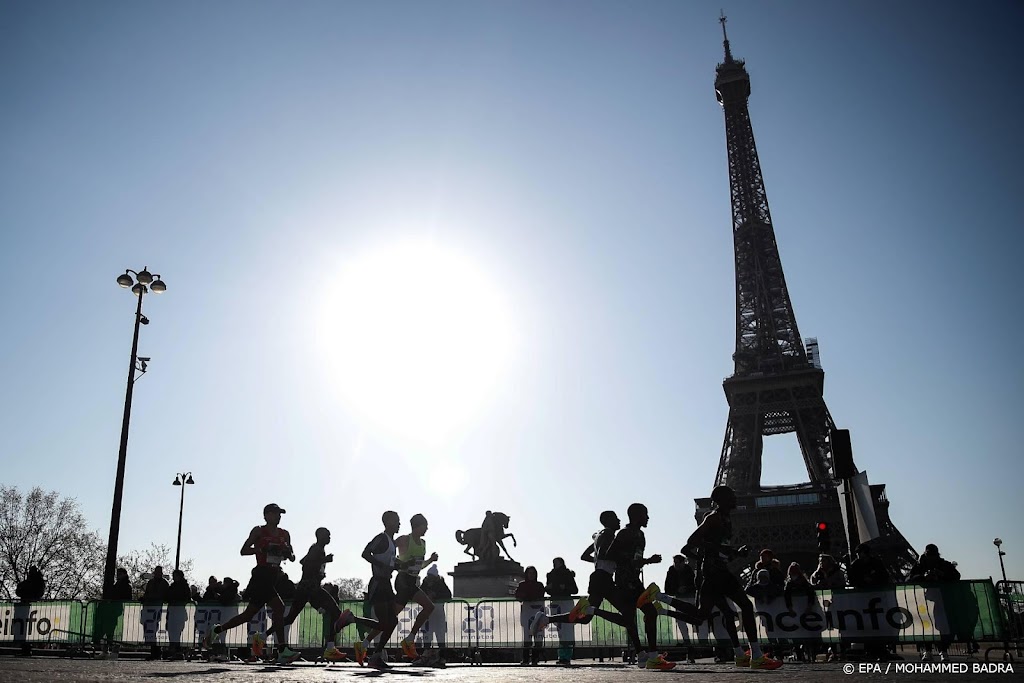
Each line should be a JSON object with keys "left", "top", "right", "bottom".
{"left": 697, "top": 17, "right": 917, "bottom": 578}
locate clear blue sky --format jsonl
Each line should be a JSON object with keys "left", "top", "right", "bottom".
{"left": 1, "top": 0, "right": 1021, "bottom": 588}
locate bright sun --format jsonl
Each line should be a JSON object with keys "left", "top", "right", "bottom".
{"left": 316, "top": 240, "right": 517, "bottom": 440}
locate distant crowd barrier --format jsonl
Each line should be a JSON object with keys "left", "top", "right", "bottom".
{"left": 0, "top": 580, "right": 1008, "bottom": 652}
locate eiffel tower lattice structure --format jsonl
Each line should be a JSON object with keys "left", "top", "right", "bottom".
{"left": 698, "top": 16, "right": 917, "bottom": 579}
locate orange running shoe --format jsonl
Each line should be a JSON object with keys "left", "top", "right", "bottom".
{"left": 645, "top": 653, "right": 677, "bottom": 670}
{"left": 401, "top": 637, "right": 418, "bottom": 661}
{"left": 568, "top": 597, "right": 590, "bottom": 622}
{"left": 250, "top": 631, "right": 266, "bottom": 658}
{"left": 637, "top": 583, "right": 661, "bottom": 609}
{"left": 750, "top": 655, "right": 783, "bottom": 670}
{"left": 354, "top": 641, "right": 368, "bottom": 666}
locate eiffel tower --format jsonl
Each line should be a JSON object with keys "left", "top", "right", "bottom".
{"left": 697, "top": 16, "right": 917, "bottom": 578}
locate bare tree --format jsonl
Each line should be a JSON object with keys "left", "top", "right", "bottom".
{"left": 332, "top": 577, "right": 366, "bottom": 600}
{"left": 0, "top": 485, "right": 105, "bottom": 600}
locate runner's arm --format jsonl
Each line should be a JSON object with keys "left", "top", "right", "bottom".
{"left": 240, "top": 526, "right": 261, "bottom": 556}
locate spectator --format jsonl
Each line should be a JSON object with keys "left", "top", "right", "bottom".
{"left": 906, "top": 544, "right": 960, "bottom": 584}
{"left": 141, "top": 566, "right": 170, "bottom": 660}
{"left": 784, "top": 563, "right": 817, "bottom": 613}
{"left": 420, "top": 565, "right": 452, "bottom": 602}
{"left": 190, "top": 584, "right": 202, "bottom": 603}
{"left": 847, "top": 544, "right": 891, "bottom": 588}
{"left": 754, "top": 549, "right": 786, "bottom": 589}
{"left": 15, "top": 566, "right": 45, "bottom": 657}
{"left": 166, "top": 569, "right": 192, "bottom": 660}
{"left": 323, "top": 582, "right": 340, "bottom": 603}
{"left": 810, "top": 554, "right": 846, "bottom": 589}
{"left": 219, "top": 577, "right": 240, "bottom": 604}
{"left": 142, "top": 565, "right": 170, "bottom": 602}
{"left": 906, "top": 544, "right": 960, "bottom": 662}
{"left": 16, "top": 566, "right": 45, "bottom": 602}
{"left": 545, "top": 558, "right": 578, "bottom": 666}
{"left": 784, "top": 563, "right": 817, "bottom": 662}
{"left": 515, "top": 566, "right": 546, "bottom": 666}
{"left": 418, "top": 565, "right": 453, "bottom": 662}
{"left": 93, "top": 567, "right": 133, "bottom": 659}
{"left": 665, "top": 555, "right": 696, "bottom": 597}
{"left": 745, "top": 568, "right": 783, "bottom": 601}
{"left": 202, "top": 576, "right": 222, "bottom": 603}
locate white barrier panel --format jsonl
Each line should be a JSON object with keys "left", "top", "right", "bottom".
{"left": 0, "top": 603, "right": 76, "bottom": 642}
{"left": 658, "top": 584, "right": 977, "bottom": 643}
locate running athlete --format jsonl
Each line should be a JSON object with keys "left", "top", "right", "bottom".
{"left": 392, "top": 513, "right": 440, "bottom": 664}
{"left": 354, "top": 511, "right": 410, "bottom": 668}
{"left": 636, "top": 485, "right": 783, "bottom": 670}
{"left": 532, "top": 510, "right": 672, "bottom": 670}
{"left": 272, "top": 527, "right": 367, "bottom": 663}
{"left": 202, "top": 503, "right": 301, "bottom": 664}
{"left": 604, "top": 503, "right": 673, "bottom": 670}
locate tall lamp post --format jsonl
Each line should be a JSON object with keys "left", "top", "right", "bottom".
{"left": 102, "top": 267, "right": 167, "bottom": 599}
{"left": 994, "top": 538, "right": 1008, "bottom": 583}
{"left": 172, "top": 473, "right": 194, "bottom": 572}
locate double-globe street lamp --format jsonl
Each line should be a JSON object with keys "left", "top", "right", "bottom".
{"left": 172, "top": 473, "right": 194, "bottom": 572}
{"left": 102, "top": 268, "right": 167, "bottom": 599}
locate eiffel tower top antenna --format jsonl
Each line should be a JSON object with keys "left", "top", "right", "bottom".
{"left": 719, "top": 10, "right": 734, "bottom": 63}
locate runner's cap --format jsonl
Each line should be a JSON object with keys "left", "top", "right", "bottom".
{"left": 264, "top": 503, "right": 286, "bottom": 515}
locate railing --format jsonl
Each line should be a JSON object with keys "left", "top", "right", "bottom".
{"left": 0, "top": 580, "right": 1008, "bottom": 656}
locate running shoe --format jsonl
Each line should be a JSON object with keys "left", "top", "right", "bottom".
{"left": 637, "top": 582, "right": 661, "bottom": 608}
{"left": 735, "top": 652, "right": 751, "bottom": 667}
{"left": 645, "top": 654, "right": 676, "bottom": 670}
{"left": 354, "top": 641, "right": 368, "bottom": 666}
{"left": 401, "top": 637, "right": 418, "bottom": 661}
{"left": 322, "top": 647, "right": 348, "bottom": 663}
{"left": 276, "top": 646, "right": 301, "bottom": 664}
{"left": 203, "top": 624, "right": 221, "bottom": 650}
{"left": 250, "top": 631, "right": 266, "bottom": 659}
{"left": 369, "top": 651, "right": 390, "bottom": 669}
{"left": 530, "top": 611, "right": 549, "bottom": 636}
{"left": 749, "top": 655, "right": 783, "bottom": 670}
{"left": 568, "top": 597, "right": 590, "bottom": 622}
{"left": 333, "top": 608, "right": 355, "bottom": 633}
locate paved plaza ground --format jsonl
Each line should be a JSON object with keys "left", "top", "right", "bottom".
{"left": 0, "top": 656, "right": 1020, "bottom": 683}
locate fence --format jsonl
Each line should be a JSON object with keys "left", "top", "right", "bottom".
{"left": 987, "top": 580, "right": 1024, "bottom": 662}
{"left": 0, "top": 579, "right": 1007, "bottom": 655}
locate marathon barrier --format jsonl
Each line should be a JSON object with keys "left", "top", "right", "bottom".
{"left": 1, "top": 579, "right": 1007, "bottom": 652}
{"left": 988, "top": 580, "right": 1024, "bottom": 662}
{"left": 0, "top": 601, "right": 84, "bottom": 644}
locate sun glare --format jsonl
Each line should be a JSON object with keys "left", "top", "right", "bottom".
{"left": 316, "top": 240, "right": 517, "bottom": 441}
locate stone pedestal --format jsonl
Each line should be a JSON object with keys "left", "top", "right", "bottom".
{"left": 450, "top": 558, "right": 525, "bottom": 598}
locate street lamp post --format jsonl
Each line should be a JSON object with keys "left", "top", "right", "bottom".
{"left": 102, "top": 267, "right": 167, "bottom": 599}
{"left": 172, "top": 473, "right": 194, "bottom": 572}
{"left": 994, "top": 538, "right": 1008, "bottom": 583}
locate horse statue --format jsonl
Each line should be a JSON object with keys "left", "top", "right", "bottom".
{"left": 455, "top": 511, "right": 516, "bottom": 563}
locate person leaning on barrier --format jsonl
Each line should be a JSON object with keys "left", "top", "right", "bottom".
{"left": 219, "top": 577, "right": 240, "bottom": 603}
{"left": 906, "top": 544, "right": 960, "bottom": 584}
{"left": 202, "top": 576, "right": 221, "bottom": 602}
{"left": 754, "top": 549, "right": 786, "bottom": 589}
{"left": 810, "top": 554, "right": 847, "bottom": 589}
{"left": 745, "top": 568, "right": 783, "bottom": 602}
{"left": 665, "top": 554, "right": 696, "bottom": 597}
{"left": 847, "top": 543, "right": 892, "bottom": 588}
{"left": 545, "top": 558, "right": 578, "bottom": 666}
